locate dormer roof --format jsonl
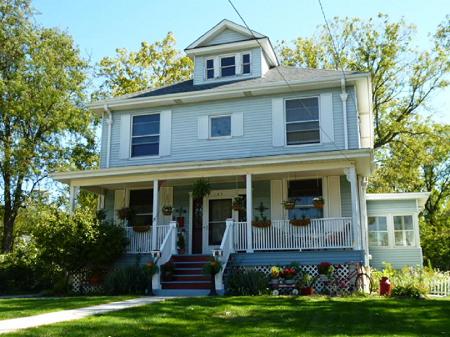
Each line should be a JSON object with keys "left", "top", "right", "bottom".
{"left": 184, "top": 19, "right": 279, "bottom": 67}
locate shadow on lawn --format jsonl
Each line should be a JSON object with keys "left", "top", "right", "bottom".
{"left": 5, "top": 296, "right": 450, "bottom": 337}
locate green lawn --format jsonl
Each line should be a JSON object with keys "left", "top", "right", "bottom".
{"left": 0, "top": 296, "right": 134, "bottom": 320}
{"left": 3, "top": 296, "right": 450, "bottom": 337}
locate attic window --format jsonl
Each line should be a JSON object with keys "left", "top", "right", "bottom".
{"left": 206, "top": 59, "right": 214, "bottom": 79}
{"left": 242, "top": 54, "right": 251, "bottom": 74}
{"left": 221, "top": 56, "right": 236, "bottom": 77}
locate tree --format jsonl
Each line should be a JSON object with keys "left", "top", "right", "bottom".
{"left": 0, "top": 0, "right": 95, "bottom": 252}
{"left": 94, "top": 32, "right": 193, "bottom": 98}
{"left": 279, "top": 14, "right": 450, "bottom": 149}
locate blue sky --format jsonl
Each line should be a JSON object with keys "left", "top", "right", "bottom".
{"left": 33, "top": 0, "right": 449, "bottom": 121}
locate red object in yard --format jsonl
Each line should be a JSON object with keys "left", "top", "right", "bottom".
{"left": 380, "top": 277, "right": 391, "bottom": 296}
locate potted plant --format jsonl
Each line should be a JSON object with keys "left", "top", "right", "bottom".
{"left": 203, "top": 257, "right": 222, "bottom": 296}
{"left": 162, "top": 205, "right": 173, "bottom": 216}
{"left": 232, "top": 196, "right": 245, "bottom": 211}
{"left": 252, "top": 216, "right": 271, "bottom": 228}
{"left": 133, "top": 224, "right": 150, "bottom": 232}
{"left": 117, "top": 207, "right": 134, "bottom": 223}
{"left": 270, "top": 266, "right": 281, "bottom": 286}
{"left": 290, "top": 216, "right": 311, "bottom": 227}
{"left": 318, "top": 262, "right": 335, "bottom": 280}
{"left": 174, "top": 207, "right": 187, "bottom": 227}
{"left": 177, "top": 232, "right": 185, "bottom": 255}
{"left": 192, "top": 179, "right": 211, "bottom": 199}
{"left": 297, "top": 273, "right": 316, "bottom": 295}
{"left": 281, "top": 266, "right": 297, "bottom": 285}
{"left": 161, "top": 261, "right": 175, "bottom": 281}
{"left": 313, "top": 196, "right": 325, "bottom": 209}
{"left": 282, "top": 200, "right": 296, "bottom": 210}
{"left": 144, "top": 260, "right": 159, "bottom": 296}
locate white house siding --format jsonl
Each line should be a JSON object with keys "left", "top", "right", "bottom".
{"left": 367, "top": 199, "right": 423, "bottom": 269}
{"left": 102, "top": 87, "right": 360, "bottom": 169}
{"left": 200, "top": 28, "right": 249, "bottom": 46}
{"left": 340, "top": 176, "right": 352, "bottom": 217}
{"left": 193, "top": 47, "right": 262, "bottom": 85}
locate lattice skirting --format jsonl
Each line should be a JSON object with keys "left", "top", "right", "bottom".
{"left": 225, "top": 260, "right": 366, "bottom": 295}
{"left": 70, "top": 271, "right": 103, "bottom": 294}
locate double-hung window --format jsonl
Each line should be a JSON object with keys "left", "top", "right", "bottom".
{"left": 131, "top": 114, "right": 160, "bottom": 157}
{"left": 220, "top": 56, "right": 236, "bottom": 77}
{"left": 287, "top": 179, "right": 323, "bottom": 219}
{"left": 394, "top": 215, "right": 415, "bottom": 246}
{"left": 128, "top": 189, "right": 153, "bottom": 226}
{"left": 285, "top": 97, "right": 320, "bottom": 145}
{"left": 210, "top": 115, "right": 231, "bottom": 138}
{"left": 206, "top": 59, "right": 214, "bottom": 79}
{"left": 368, "top": 216, "right": 388, "bottom": 246}
{"left": 242, "top": 53, "right": 250, "bottom": 74}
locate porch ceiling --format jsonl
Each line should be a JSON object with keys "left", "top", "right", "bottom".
{"left": 52, "top": 149, "right": 373, "bottom": 191}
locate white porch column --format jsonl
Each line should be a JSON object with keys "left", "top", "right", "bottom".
{"left": 359, "top": 176, "right": 370, "bottom": 266}
{"left": 246, "top": 174, "right": 254, "bottom": 253}
{"left": 69, "top": 185, "right": 80, "bottom": 214}
{"left": 152, "top": 179, "right": 159, "bottom": 249}
{"left": 170, "top": 221, "right": 178, "bottom": 255}
{"left": 345, "top": 167, "right": 362, "bottom": 250}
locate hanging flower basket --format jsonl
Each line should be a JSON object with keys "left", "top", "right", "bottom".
{"left": 252, "top": 219, "right": 272, "bottom": 228}
{"left": 117, "top": 207, "right": 134, "bottom": 221}
{"left": 162, "top": 205, "right": 173, "bottom": 216}
{"left": 133, "top": 225, "right": 150, "bottom": 233}
{"left": 313, "top": 196, "right": 325, "bottom": 209}
{"left": 282, "top": 200, "right": 296, "bottom": 210}
{"left": 290, "top": 218, "right": 311, "bottom": 226}
{"left": 232, "top": 196, "right": 245, "bottom": 211}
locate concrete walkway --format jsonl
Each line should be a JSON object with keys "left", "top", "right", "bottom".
{"left": 0, "top": 296, "right": 168, "bottom": 334}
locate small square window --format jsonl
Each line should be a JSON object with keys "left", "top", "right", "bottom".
{"left": 242, "top": 53, "right": 250, "bottom": 74}
{"left": 210, "top": 116, "right": 231, "bottom": 138}
{"left": 206, "top": 59, "right": 214, "bottom": 79}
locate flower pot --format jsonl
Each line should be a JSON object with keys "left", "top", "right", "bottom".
{"left": 313, "top": 201, "right": 324, "bottom": 209}
{"left": 133, "top": 225, "right": 150, "bottom": 233}
{"left": 284, "top": 279, "right": 296, "bottom": 285}
{"left": 290, "top": 218, "right": 311, "bottom": 226}
{"left": 270, "top": 278, "right": 280, "bottom": 287}
{"left": 252, "top": 220, "right": 271, "bottom": 228}
{"left": 301, "top": 287, "right": 314, "bottom": 296}
{"left": 162, "top": 207, "right": 173, "bottom": 216}
{"left": 283, "top": 201, "right": 296, "bottom": 209}
{"left": 88, "top": 272, "right": 104, "bottom": 285}
{"left": 177, "top": 216, "right": 185, "bottom": 227}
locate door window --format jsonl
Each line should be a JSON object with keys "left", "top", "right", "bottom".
{"left": 208, "top": 199, "right": 232, "bottom": 246}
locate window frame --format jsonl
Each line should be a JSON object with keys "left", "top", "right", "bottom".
{"left": 368, "top": 216, "right": 389, "bottom": 247}
{"left": 220, "top": 55, "right": 236, "bottom": 77}
{"left": 126, "top": 187, "right": 153, "bottom": 227}
{"left": 367, "top": 213, "right": 418, "bottom": 248}
{"left": 242, "top": 53, "right": 251, "bottom": 75}
{"left": 205, "top": 58, "right": 215, "bottom": 79}
{"left": 130, "top": 112, "right": 160, "bottom": 159}
{"left": 209, "top": 114, "right": 232, "bottom": 139}
{"left": 284, "top": 96, "right": 321, "bottom": 147}
{"left": 283, "top": 177, "right": 326, "bottom": 220}
{"left": 393, "top": 215, "right": 415, "bottom": 247}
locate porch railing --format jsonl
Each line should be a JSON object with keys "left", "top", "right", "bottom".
{"left": 213, "top": 219, "right": 235, "bottom": 291}
{"left": 125, "top": 224, "right": 172, "bottom": 253}
{"left": 234, "top": 217, "right": 353, "bottom": 251}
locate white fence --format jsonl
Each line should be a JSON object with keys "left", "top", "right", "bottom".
{"left": 125, "top": 224, "right": 171, "bottom": 254}
{"left": 429, "top": 273, "right": 450, "bottom": 296}
{"left": 234, "top": 217, "right": 353, "bottom": 251}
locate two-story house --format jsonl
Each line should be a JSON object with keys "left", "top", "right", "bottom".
{"left": 53, "top": 19, "right": 428, "bottom": 295}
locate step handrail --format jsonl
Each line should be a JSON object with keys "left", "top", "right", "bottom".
{"left": 151, "top": 221, "right": 177, "bottom": 290}
{"left": 212, "top": 219, "right": 234, "bottom": 292}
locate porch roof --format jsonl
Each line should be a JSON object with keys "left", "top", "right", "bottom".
{"left": 51, "top": 149, "right": 373, "bottom": 191}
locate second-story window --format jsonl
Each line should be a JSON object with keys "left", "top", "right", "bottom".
{"left": 206, "top": 59, "right": 214, "bottom": 79}
{"left": 131, "top": 114, "right": 160, "bottom": 157}
{"left": 242, "top": 53, "right": 251, "bottom": 74}
{"left": 221, "top": 56, "right": 236, "bottom": 77}
{"left": 210, "top": 115, "right": 231, "bottom": 138}
{"left": 285, "top": 97, "right": 320, "bottom": 145}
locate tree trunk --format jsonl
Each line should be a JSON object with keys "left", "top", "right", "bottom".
{"left": 2, "top": 214, "right": 15, "bottom": 253}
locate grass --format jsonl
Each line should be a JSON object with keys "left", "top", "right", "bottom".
{"left": 3, "top": 296, "right": 450, "bottom": 337}
{"left": 0, "top": 296, "right": 134, "bottom": 320}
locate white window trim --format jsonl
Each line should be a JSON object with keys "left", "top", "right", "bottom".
{"left": 241, "top": 52, "right": 251, "bottom": 75}
{"left": 368, "top": 213, "right": 419, "bottom": 248}
{"left": 209, "top": 114, "right": 232, "bottom": 139}
{"left": 125, "top": 187, "right": 154, "bottom": 226}
{"left": 129, "top": 111, "right": 161, "bottom": 159}
{"left": 205, "top": 58, "right": 214, "bottom": 80}
{"left": 204, "top": 50, "right": 252, "bottom": 81}
{"left": 284, "top": 96, "right": 322, "bottom": 148}
{"left": 220, "top": 55, "right": 237, "bottom": 78}
{"left": 367, "top": 215, "right": 389, "bottom": 247}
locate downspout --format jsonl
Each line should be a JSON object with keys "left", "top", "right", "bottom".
{"left": 340, "top": 78, "right": 349, "bottom": 150}
{"left": 103, "top": 104, "right": 112, "bottom": 168}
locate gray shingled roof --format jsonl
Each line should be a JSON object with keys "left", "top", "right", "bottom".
{"left": 129, "top": 66, "right": 365, "bottom": 99}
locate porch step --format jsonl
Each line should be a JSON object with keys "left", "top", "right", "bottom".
{"left": 161, "top": 255, "right": 212, "bottom": 290}
{"left": 175, "top": 268, "right": 204, "bottom": 275}
{"left": 161, "top": 281, "right": 211, "bottom": 290}
{"left": 173, "top": 261, "right": 207, "bottom": 269}
{"left": 173, "top": 274, "right": 211, "bottom": 282}
{"left": 172, "top": 255, "right": 211, "bottom": 262}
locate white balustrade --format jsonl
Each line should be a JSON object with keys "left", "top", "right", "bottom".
{"left": 234, "top": 217, "right": 353, "bottom": 251}
{"left": 213, "top": 219, "right": 235, "bottom": 291}
{"left": 125, "top": 224, "right": 172, "bottom": 254}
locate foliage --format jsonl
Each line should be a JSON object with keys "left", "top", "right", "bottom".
{"left": 202, "top": 257, "right": 222, "bottom": 275}
{"left": 318, "top": 262, "right": 335, "bottom": 276}
{"left": 0, "top": 0, "right": 96, "bottom": 252}
{"left": 391, "top": 284, "right": 425, "bottom": 299}
{"left": 296, "top": 273, "right": 316, "bottom": 289}
{"left": 177, "top": 233, "right": 185, "bottom": 250}
{"left": 270, "top": 266, "right": 281, "bottom": 279}
{"left": 103, "top": 265, "right": 150, "bottom": 295}
{"left": 94, "top": 32, "right": 193, "bottom": 99}
{"left": 192, "top": 179, "right": 211, "bottom": 199}
{"left": 226, "top": 269, "right": 269, "bottom": 295}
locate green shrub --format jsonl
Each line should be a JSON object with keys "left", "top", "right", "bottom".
{"left": 103, "top": 265, "right": 151, "bottom": 295}
{"left": 226, "top": 268, "right": 269, "bottom": 295}
{"left": 391, "top": 284, "right": 424, "bottom": 299}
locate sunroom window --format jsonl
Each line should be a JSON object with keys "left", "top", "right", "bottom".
{"left": 129, "top": 189, "right": 153, "bottom": 226}
{"left": 287, "top": 179, "right": 323, "bottom": 219}
{"left": 286, "top": 97, "right": 320, "bottom": 145}
{"left": 394, "top": 215, "right": 415, "bottom": 246}
{"left": 220, "top": 56, "right": 236, "bottom": 77}
{"left": 131, "top": 114, "right": 160, "bottom": 157}
{"left": 368, "top": 216, "right": 388, "bottom": 246}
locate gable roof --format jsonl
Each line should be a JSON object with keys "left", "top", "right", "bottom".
{"left": 185, "top": 19, "right": 266, "bottom": 50}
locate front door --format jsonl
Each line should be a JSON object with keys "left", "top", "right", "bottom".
{"left": 207, "top": 198, "right": 232, "bottom": 252}
{"left": 191, "top": 197, "right": 203, "bottom": 254}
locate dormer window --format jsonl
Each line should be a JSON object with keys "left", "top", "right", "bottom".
{"left": 242, "top": 53, "right": 251, "bottom": 74}
{"left": 206, "top": 59, "right": 214, "bottom": 79}
{"left": 221, "top": 56, "right": 236, "bottom": 77}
